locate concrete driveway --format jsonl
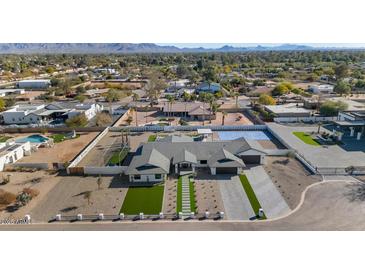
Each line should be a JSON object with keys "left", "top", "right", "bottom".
{"left": 216, "top": 175, "right": 255, "bottom": 220}
{"left": 245, "top": 166, "right": 291, "bottom": 218}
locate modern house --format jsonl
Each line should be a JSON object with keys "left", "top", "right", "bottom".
{"left": 0, "top": 102, "right": 103, "bottom": 125}
{"left": 17, "top": 79, "right": 51, "bottom": 89}
{"left": 0, "top": 141, "right": 31, "bottom": 171}
{"left": 162, "top": 102, "right": 215, "bottom": 121}
{"left": 195, "top": 82, "right": 221, "bottom": 94}
{"left": 126, "top": 135, "right": 266, "bottom": 182}
{"left": 336, "top": 110, "right": 365, "bottom": 140}
{"left": 264, "top": 103, "right": 313, "bottom": 118}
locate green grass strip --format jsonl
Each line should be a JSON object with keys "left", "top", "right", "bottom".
{"left": 50, "top": 134, "right": 66, "bottom": 143}
{"left": 176, "top": 176, "right": 182, "bottom": 214}
{"left": 120, "top": 185, "right": 164, "bottom": 215}
{"left": 239, "top": 174, "right": 266, "bottom": 219}
{"left": 148, "top": 135, "right": 157, "bottom": 142}
{"left": 0, "top": 136, "right": 11, "bottom": 142}
{"left": 108, "top": 147, "right": 129, "bottom": 165}
{"left": 189, "top": 178, "right": 197, "bottom": 213}
{"left": 293, "top": 131, "right": 320, "bottom": 146}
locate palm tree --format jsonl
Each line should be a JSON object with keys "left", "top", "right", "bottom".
{"left": 130, "top": 107, "right": 138, "bottom": 126}
{"left": 222, "top": 111, "right": 227, "bottom": 125}
{"left": 232, "top": 91, "right": 239, "bottom": 108}
{"left": 83, "top": 191, "right": 92, "bottom": 205}
{"left": 206, "top": 94, "right": 215, "bottom": 124}
{"left": 132, "top": 93, "right": 140, "bottom": 102}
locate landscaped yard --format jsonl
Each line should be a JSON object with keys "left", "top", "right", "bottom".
{"left": 239, "top": 174, "right": 266, "bottom": 219}
{"left": 148, "top": 135, "right": 157, "bottom": 142}
{"left": 189, "top": 178, "right": 197, "bottom": 213}
{"left": 107, "top": 147, "right": 129, "bottom": 166}
{"left": 120, "top": 184, "right": 164, "bottom": 214}
{"left": 0, "top": 135, "right": 11, "bottom": 142}
{"left": 293, "top": 132, "right": 320, "bottom": 146}
{"left": 50, "top": 134, "right": 66, "bottom": 143}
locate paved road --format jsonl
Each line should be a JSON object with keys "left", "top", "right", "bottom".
{"left": 217, "top": 175, "right": 255, "bottom": 220}
{"left": 245, "top": 166, "right": 291, "bottom": 218}
{"left": 2, "top": 180, "right": 363, "bottom": 230}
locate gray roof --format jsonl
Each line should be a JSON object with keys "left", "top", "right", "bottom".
{"left": 126, "top": 148, "right": 170, "bottom": 175}
{"left": 207, "top": 148, "right": 245, "bottom": 168}
{"left": 126, "top": 138, "right": 257, "bottom": 175}
{"left": 172, "top": 149, "right": 198, "bottom": 165}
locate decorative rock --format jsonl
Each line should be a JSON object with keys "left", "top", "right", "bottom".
{"left": 77, "top": 214, "right": 83, "bottom": 221}
{"left": 98, "top": 213, "right": 104, "bottom": 220}
{"left": 204, "top": 211, "right": 210, "bottom": 218}
{"left": 24, "top": 215, "right": 31, "bottom": 223}
{"left": 159, "top": 212, "right": 164, "bottom": 219}
{"left": 139, "top": 213, "right": 144, "bottom": 220}
{"left": 219, "top": 212, "right": 225, "bottom": 219}
{"left": 55, "top": 214, "right": 62, "bottom": 221}
{"left": 119, "top": 213, "right": 125, "bottom": 220}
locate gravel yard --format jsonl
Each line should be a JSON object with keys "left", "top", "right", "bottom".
{"left": 162, "top": 177, "right": 177, "bottom": 214}
{"left": 194, "top": 172, "right": 225, "bottom": 215}
{"left": 263, "top": 156, "right": 321, "bottom": 209}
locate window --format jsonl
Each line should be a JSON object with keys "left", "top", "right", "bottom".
{"left": 200, "top": 160, "right": 207, "bottom": 164}
{"left": 155, "top": 174, "right": 162, "bottom": 179}
{"left": 134, "top": 175, "right": 141, "bottom": 180}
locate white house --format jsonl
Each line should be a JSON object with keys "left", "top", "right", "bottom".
{"left": 0, "top": 102, "right": 103, "bottom": 125}
{"left": 309, "top": 84, "right": 334, "bottom": 94}
{"left": 17, "top": 79, "right": 51, "bottom": 89}
{"left": 0, "top": 141, "right": 31, "bottom": 171}
{"left": 0, "top": 89, "right": 25, "bottom": 97}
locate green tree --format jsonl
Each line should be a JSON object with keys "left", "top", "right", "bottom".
{"left": 0, "top": 98, "right": 5, "bottom": 111}
{"left": 320, "top": 101, "right": 348, "bottom": 116}
{"left": 75, "top": 94, "right": 86, "bottom": 103}
{"left": 105, "top": 89, "right": 120, "bottom": 102}
{"left": 271, "top": 82, "right": 293, "bottom": 96}
{"left": 335, "top": 63, "right": 349, "bottom": 80}
{"left": 334, "top": 80, "right": 351, "bottom": 95}
{"left": 95, "top": 112, "right": 112, "bottom": 126}
{"left": 65, "top": 113, "right": 88, "bottom": 128}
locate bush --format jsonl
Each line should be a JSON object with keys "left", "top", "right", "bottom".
{"left": 258, "top": 94, "right": 276, "bottom": 105}
{"left": 65, "top": 113, "right": 88, "bottom": 128}
{"left": 22, "top": 188, "right": 40, "bottom": 198}
{"left": 0, "top": 190, "right": 16, "bottom": 205}
{"left": 271, "top": 82, "right": 294, "bottom": 96}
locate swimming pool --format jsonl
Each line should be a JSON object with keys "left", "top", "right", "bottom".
{"left": 218, "top": 131, "right": 271, "bottom": 141}
{"left": 16, "top": 134, "right": 49, "bottom": 143}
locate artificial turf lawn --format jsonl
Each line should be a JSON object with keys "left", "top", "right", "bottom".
{"left": 239, "top": 174, "right": 266, "bottom": 219}
{"left": 189, "top": 179, "right": 197, "bottom": 213}
{"left": 120, "top": 184, "right": 164, "bottom": 215}
{"left": 176, "top": 177, "right": 182, "bottom": 213}
{"left": 293, "top": 132, "right": 320, "bottom": 146}
{"left": 0, "top": 136, "right": 11, "bottom": 142}
{"left": 50, "top": 134, "right": 66, "bottom": 143}
{"left": 148, "top": 135, "right": 157, "bottom": 142}
{"left": 107, "top": 147, "right": 129, "bottom": 165}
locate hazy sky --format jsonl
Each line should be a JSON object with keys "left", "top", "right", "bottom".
{"left": 157, "top": 43, "right": 365, "bottom": 49}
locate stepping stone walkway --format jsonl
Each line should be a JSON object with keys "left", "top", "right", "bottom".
{"left": 181, "top": 175, "right": 191, "bottom": 216}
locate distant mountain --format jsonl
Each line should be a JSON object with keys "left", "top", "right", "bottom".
{"left": 0, "top": 43, "right": 358, "bottom": 54}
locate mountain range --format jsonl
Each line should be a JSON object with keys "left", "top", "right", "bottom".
{"left": 0, "top": 43, "right": 360, "bottom": 54}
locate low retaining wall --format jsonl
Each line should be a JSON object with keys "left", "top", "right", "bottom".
{"left": 84, "top": 166, "right": 127, "bottom": 175}
{"left": 11, "top": 162, "right": 50, "bottom": 170}
{"left": 110, "top": 124, "right": 268, "bottom": 132}
{"left": 67, "top": 127, "right": 109, "bottom": 172}
{"left": 274, "top": 116, "right": 337, "bottom": 123}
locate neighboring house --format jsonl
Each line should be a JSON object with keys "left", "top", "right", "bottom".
{"left": 336, "top": 110, "right": 365, "bottom": 140}
{"left": 0, "top": 141, "right": 31, "bottom": 171}
{"left": 162, "top": 102, "right": 215, "bottom": 121}
{"left": 0, "top": 89, "right": 25, "bottom": 97}
{"left": 111, "top": 105, "right": 128, "bottom": 115}
{"left": 17, "top": 79, "right": 51, "bottom": 89}
{"left": 264, "top": 103, "right": 313, "bottom": 118}
{"left": 308, "top": 84, "right": 334, "bottom": 94}
{"left": 0, "top": 102, "right": 103, "bottom": 125}
{"left": 195, "top": 82, "right": 221, "bottom": 94}
{"left": 165, "top": 79, "right": 190, "bottom": 93}
{"left": 126, "top": 135, "right": 266, "bottom": 182}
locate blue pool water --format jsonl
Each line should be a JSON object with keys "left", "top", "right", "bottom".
{"left": 17, "top": 134, "right": 49, "bottom": 143}
{"left": 218, "top": 131, "right": 271, "bottom": 141}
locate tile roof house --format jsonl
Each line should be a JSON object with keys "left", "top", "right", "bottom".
{"left": 126, "top": 135, "right": 266, "bottom": 182}
{"left": 162, "top": 102, "right": 215, "bottom": 121}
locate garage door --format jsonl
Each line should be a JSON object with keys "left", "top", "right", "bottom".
{"left": 241, "top": 155, "right": 261, "bottom": 164}
{"left": 216, "top": 167, "right": 237, "bottom": 174}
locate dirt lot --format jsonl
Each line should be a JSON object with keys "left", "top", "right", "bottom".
{"left": 30, "top": 175, "right": 129, "bottom": 222}
{"left": 263, "top": 156, "right": 321, "bottom": 209}
{"left": 16, "top": 132, "right": 98, "bottom": 164}
{"left": 0, "top": 170, "right": 60, "bottom": 220}
{"left": 188, "top": 111, "right": 253, "bottom": 127}
{"left": 78, "top": 131, "right": 153, "bottom": 166}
